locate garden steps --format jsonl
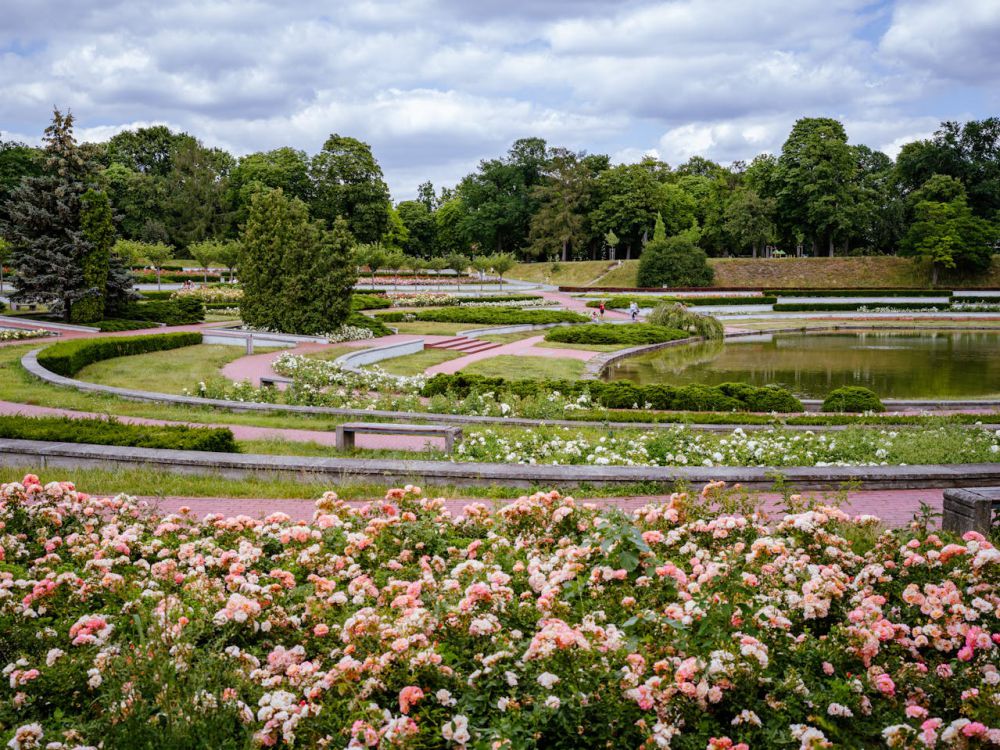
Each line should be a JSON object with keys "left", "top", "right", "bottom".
{"left": 426, "top": 336, "right": 502, "bottom": 354}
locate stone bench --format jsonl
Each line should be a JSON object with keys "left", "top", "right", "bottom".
{"left": 335, "top": 422, "right": 462, "bottom": 453}
{"left": 259, "top": 375, "right": 293, "bottom": 388}
{"left": 943, "top": 487, "right": 1000, "bottom": 535}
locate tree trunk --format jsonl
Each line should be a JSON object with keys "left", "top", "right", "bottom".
{"left": 157, "top": 269, "right": 162, "bottom": 291}
{"left": 562, "top": 239, "right": 568, "bottom": 263}
{"left": 752, "top": 242, "right": 758, "bottom": 259}
{"left": 932, "top": 264, "right": 939, "bottom": 286}
{"left": 828, "top": 235, "right": 834, "bottom": 257}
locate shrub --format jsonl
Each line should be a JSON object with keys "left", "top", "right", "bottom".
{"left": 0, "top": 414, "right": 237, "bottom": 452}
{"left": 37, "top": 332, "right": 203, "bottom": 377}
{"left": 377, "top": 308, "right": 588, "bottom": 325}
{"left": 122, "top": 297, "right": 205, "bottom": 325}
{"left": 347, "top": 312, "right": 392, "bottom": 337}
{"left": 138, "top": 290, "right": 175, "bottom": 300}
{"left": 351, "top": 294, "right": 392, "bottom": 310}
{"left": 95, "top": 319, "right": 155, "bottom": 332}
{"left": 586, "top": 295, "right": 775, "bottom": 309}
{"left": 766, "top": 289, "right": 953, "bottom": 297}
{"left": 637, "top": 234, "right": 714, "bottom": 288}
{"left": 773, "top": 302, "right": 951, "bottom": 312}
{"left": 648, "top": 303, "right": 724, "bottom": 340}
{"left": 421, "top": 372, "right": 804, "bottom": 413}
{"left": 544, "top": 324, "right": 689, "bottom": 346}
{"left": 821, "top": 386, "right": 885, "bottom": 413}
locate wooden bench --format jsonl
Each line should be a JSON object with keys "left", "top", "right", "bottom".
{"left": 335, "top": 422, "right": 463, "bottom": 453}
{"left": 259, "top": 375, "right": 294, "bottom": 388}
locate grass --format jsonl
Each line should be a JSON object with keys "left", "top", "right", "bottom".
{"left": 523, "top": 256, "right": 1000, "bottom": 291}
{"left": 509, "top": 260, "right": 616, "bottom": 285}
{"left": 74, "top": 344, "right": 270, "bottom": 394}
{"left": 375, "top": 348, "right": 464, "bottom": 376}
{"left": 0, "top": 465, "right": 688, "bottom": 501}
{"left": 461, "top": 354, "right": 587, "bottom": 380}
{"left": 478, "top": 332, "right": 539, "bottom": 344}
{"left": 389, "top": 321, "right": 472, "bottom": 335}
{"left": 302, "top": 344, "right": 374, "bottom": 362}
{"left": 535, "top": 340, "right": 625, "bottom": 352}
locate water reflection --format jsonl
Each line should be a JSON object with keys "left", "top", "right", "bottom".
{"left": 604, "top": 330, "right": 1000, "bottom": 398}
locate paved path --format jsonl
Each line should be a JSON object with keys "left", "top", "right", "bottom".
{"left": 142, "top": 487, "right": 943, "bottom": 528}
{"left": 539, "top": 290, "right": 628, "bottom": 319}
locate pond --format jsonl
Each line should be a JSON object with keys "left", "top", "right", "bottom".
{"left": 603, "top": 329, "right": 1000, "bottom": 398}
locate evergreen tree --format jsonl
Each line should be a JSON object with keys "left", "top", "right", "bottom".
{"left": 73, "top": 189, "right": 114, "bottom": 322}
{"left": 240, "top": 189, "right": 356, "bottom": 335}
{"left": 4, "top": 109, "right": 112, "bottom": 322}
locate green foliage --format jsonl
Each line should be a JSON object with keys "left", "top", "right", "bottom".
{"left": 636, "top": 233, "right": 714, "bottom": 288}
{"left": 764, "top": 289, "right": 952, "bottom": 297}
{"left": 350, "top": 294, "right": 392, "bottom": 310}
{"left": 773, "top": 302, "right": 951, "bottom": 312}
{"left": 348, "top": 312, "right": 392, "bottom": 337}
{"left": 0, "top": 414, "right": 237, "bottom": 452}
{"left": 95, "top": 319, "right": 156, "bottom": 332}
{"left": 544, "top": 324, "right": 689, "bottom": 345}
{"left": 37, "top": 332, "right": 203, "bottom": 376}
{"left": 240, "top": 189, "right": 356, "bottom": 335}
{"left": 72, "top": 189, "right": 115, "bottom": 323}
{"left": 188, "top": 240, "right": 220, "bottom": 283}
{"left": 585, "top": 295, "right": 776, "bottom": 308}
{"left": 309, "top": 133, "right": 390, "bottom": 243}
{"left": 821, "top": 386, "right": 885, "bottom": 413}
{"left": 377, "top": 307, "right": 587, "bottom": 325}
{"left": 422, "top": 373, "right": 803, "bottom": 413}
{"left": 123, "top": 297, "right": 205, "bottom": 325}
{"left": 647, "top": 303, "right": 724, "bottom": 340}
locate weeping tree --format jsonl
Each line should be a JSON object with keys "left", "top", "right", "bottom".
{"left": 648, "top": 303, "right": 724, "bottom": 340}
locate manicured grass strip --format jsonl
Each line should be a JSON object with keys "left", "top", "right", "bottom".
{"left": 586, "top": 295, "right": 776, "bottom": 308}
{"left": 773, "top": 302, "right": 952, "bottom": 312}
{"left": 461, "top": 355, "right": 588, "bottom": 381}
{"left": 37, "top": 332, "right": 203, "bottom": 377}
{"left": 376, "top": 308, "right": 587, "bottom": 325}
{"left": 375, "top": 348, "right": 464, "bottom": 376}
{"left": 0, "top": 414, "right": 238, "bottom": 452}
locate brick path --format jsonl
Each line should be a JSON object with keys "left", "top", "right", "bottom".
{"left": 143, "top": 487, "right": 943, "bottom": 528}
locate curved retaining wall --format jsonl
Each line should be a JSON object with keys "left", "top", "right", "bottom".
{"left": 20, "top": 348, "right": 1000, "bottom": 431}
{"left": 335, "top": 339, "right": 425, "bottom": 373}
{"left": 3, "top": 438, "right": 999, "bottom": 490}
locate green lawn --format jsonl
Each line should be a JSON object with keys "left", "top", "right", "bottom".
{"left": 461, "top": 354, "right": 587, "bottom": 380}
{"left": 509, "top": 260, "right": 616, "bottom": 286}
{"left": 375, "top": 348, "right": 464, "bottom": 376}
{"left": 478, "top": 332, "right": 538, "bottom": 344}
{"left": 303, "top": 344, "right": 374, "bottom": 362}
{"left": 389, "top": 321, "right": 472, "bottom": 335}
{"left": 75, "top": 344, "right": 272, "bottom": 394}
{"left": 535, "top": 340, "right": 624, "bottom": 352}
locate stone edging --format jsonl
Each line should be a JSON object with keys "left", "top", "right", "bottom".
{"left": 334, "top": 339, "right": 425, "bottom": 374}
{"left": 3, "top": 438, "right": 1000, "bottom": 490}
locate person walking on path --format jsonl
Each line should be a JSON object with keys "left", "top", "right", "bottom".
{"left": 629, "top": 301, "right": 639, "bottom": 321}
{"left": 598, "top": 301, "right": 605, "bottom": 320}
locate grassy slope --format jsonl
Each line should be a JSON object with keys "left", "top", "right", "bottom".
{"left": 375, "top": 348, "right": 464, "bottom": 376}
{"left": 509, "top": 261, "right": 618, "bottom": 285}
{"left": 512, "top": 256, "right": 1000, "bottom": 290}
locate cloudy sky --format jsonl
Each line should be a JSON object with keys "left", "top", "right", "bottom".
{"left": 1, "top": 0, "right": 998, "bottom": 198}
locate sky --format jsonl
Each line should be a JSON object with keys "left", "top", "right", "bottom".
{"left": 1, "top": 0, "right": 998, "bottom": 200}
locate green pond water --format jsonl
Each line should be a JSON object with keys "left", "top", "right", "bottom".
{"left": 603, "top": 330, "right": 1000, "bottom": 398}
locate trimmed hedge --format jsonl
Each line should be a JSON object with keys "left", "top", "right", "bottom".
{"left": 138, "top": 290, "right": 177, "bottom": 300}
{"left": 0, "top": 414, "right": 238, "bottom": 452}
{"left": 37, "top": 332, "right": 203, "bottom": 377}
{"left": 422, "top": 373, "right": 804, "bottom": 413}
{"left": 773, "top": 302, "right": 951, "bottom": 312}
{"left": 821, "top": 386, "right": 885, "bottom": 413}
{"left": 767, "top": 289, "right": 953, "bottom": 298}
{"left": 96, "top": 319, "right": 155, "bottom": 332}
{"left": 123, "top": 297, "right": 205, "bottom": 325}
{"left": 348, "top": 312, "right": 392, "bottom": 337}
{"left": 544, "top": 324, "right": 689, "bottom": 346}
{"left": 376, "top": 308, "right": 588, "bottom": 325}
{"left": 952, "top": 295, "right": 1000, "bottom": 303}
{"left": 586, "top": 295, "right": 775, "bottom": 308}
{"left": 351, "top": 294, "right": 392, "bottom": 310}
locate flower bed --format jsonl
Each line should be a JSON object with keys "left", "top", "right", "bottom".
{"left": 376, "top": 308, "right": 587, "bottom": 325}
{"left": 171, "top": 285, "right": 243, "bottom": 304}
{"left": 385, "top": 293, "right": 546, "bottom": 309}
{"left": 361, "top": 275, "right": 497, "bottom": 286}
{"left": 3, "top": 475, "right": 1000, "bottom": 748}
{"left": 0, "top": 328, "right": 55, "bottom": 342}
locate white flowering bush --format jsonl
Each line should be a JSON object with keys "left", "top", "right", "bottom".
{"left": 0, "top": 328, "right": 55, "bottom": 342}
{"left": 171, "top": 285, "right": 243, "bottom": 303}
{"left": 3, "top": 475, "right": 1000, "bottom": 748}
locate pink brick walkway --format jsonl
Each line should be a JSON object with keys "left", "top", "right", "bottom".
{"left": 425, "top": 334, "right": 596, "bottom": 375}
{"left": 143, "top": 487, "right": 943, "bottom": 528}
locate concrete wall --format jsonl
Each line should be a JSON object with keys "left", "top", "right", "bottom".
{"left": 335, "top": 339, "right": 424, "bottom": 372}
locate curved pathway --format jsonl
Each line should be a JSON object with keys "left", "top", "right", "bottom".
{"left": 425, "top": 334, "right": 595, "bottom": 375}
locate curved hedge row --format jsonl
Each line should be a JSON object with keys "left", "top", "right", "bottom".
{"left": 0, "top": 414, "right": 237, "bottom": 452}
{"left": 376, "top": 308, "right": 587, "bottom": 325}
{"left": 422, "top": 373, "right": 804, "bottom": 413}
{"left": 37, "top": 332, "right": 203, "bottom": 377}
{"left": 544, "top": 324, "right": 689, "bottom": 346}
{"left": 773, "top": 302, "right": 951, "bottom": 312}
{"left": 586, "top": 295, "right": 775, "bottom": 308}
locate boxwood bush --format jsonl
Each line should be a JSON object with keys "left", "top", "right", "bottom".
{"left": 96, "top": 319, "right": 155, "bottom": 332}
{"left": 351, "top": 294, "right": 392, "bottom": 310}
{"left": 422, "top": 373, "right": 803, "bottom": 413}
{"left": 37, "top": 332, "right": 203, "bottom": 377}
{"left": 821, "top": 386, "right": 885, "bottom": 413}
{"left": 544, "top": 324, "right": 689, "bottom": 346}
{"left": 123, "top": 297, "right": 205, "bottom": 325}
{"left": 0, "top": 414, "right": 238, "bottom": 452}
{"left": 376, "top": 308, "right": 587, "bottom": 325}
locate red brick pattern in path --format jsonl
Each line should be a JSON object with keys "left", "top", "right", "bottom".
{"left": 144, "top": 488, "right": 943, "bottom": 528}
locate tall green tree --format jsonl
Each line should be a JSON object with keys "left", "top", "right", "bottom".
{"left": 228, "top": 147, "right": 311, "bottom": 228}
{"left": 310, "top": 134, "right": 390, "bottom": 243}
{"left": 107, "top": 125, "right": 196, "bottom": 177}
{"left": 723, "top": 187, "right": 776, "bottom": 257}
{"left": 901, "top": 175, "right": 996, "bottom": 285}
{"left": 589, "top": 163, "right": 664, "bottom": 259}
{"left": 240, "top": 189, "right": 356, "bottom": 335}
{"left": 4, "top": 110, "right": 128, "bottom": 322}
{"left": 73, "top": 189, "right": 116, "bottom": 322}
{"left": 396, "top": 200, "right": 437, "bottom": 257}
{"left": 777, "top": 118, "right": 857, "bottom": 256}
{"left": 0, "top": 137, "right": 42, "bottom": 213}
{"left": 165, "top": 140, "right": 234, "bottom": 248}
{"left": 528, "top": 149, "right": 591, "bottom": 261}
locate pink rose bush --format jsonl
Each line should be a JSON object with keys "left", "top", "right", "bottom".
{"left": 3, "top": 474, "right": 1000, "bottom": 748}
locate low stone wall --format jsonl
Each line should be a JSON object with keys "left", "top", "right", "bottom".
{"left": 335, "top": 339, "right": 424, "bottom": 373}
{"left": 942, "top": 487, "right": 1000, "bottom": 534}
{"left": 3, "top": 438, "right": 1000, "bottom": 490}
